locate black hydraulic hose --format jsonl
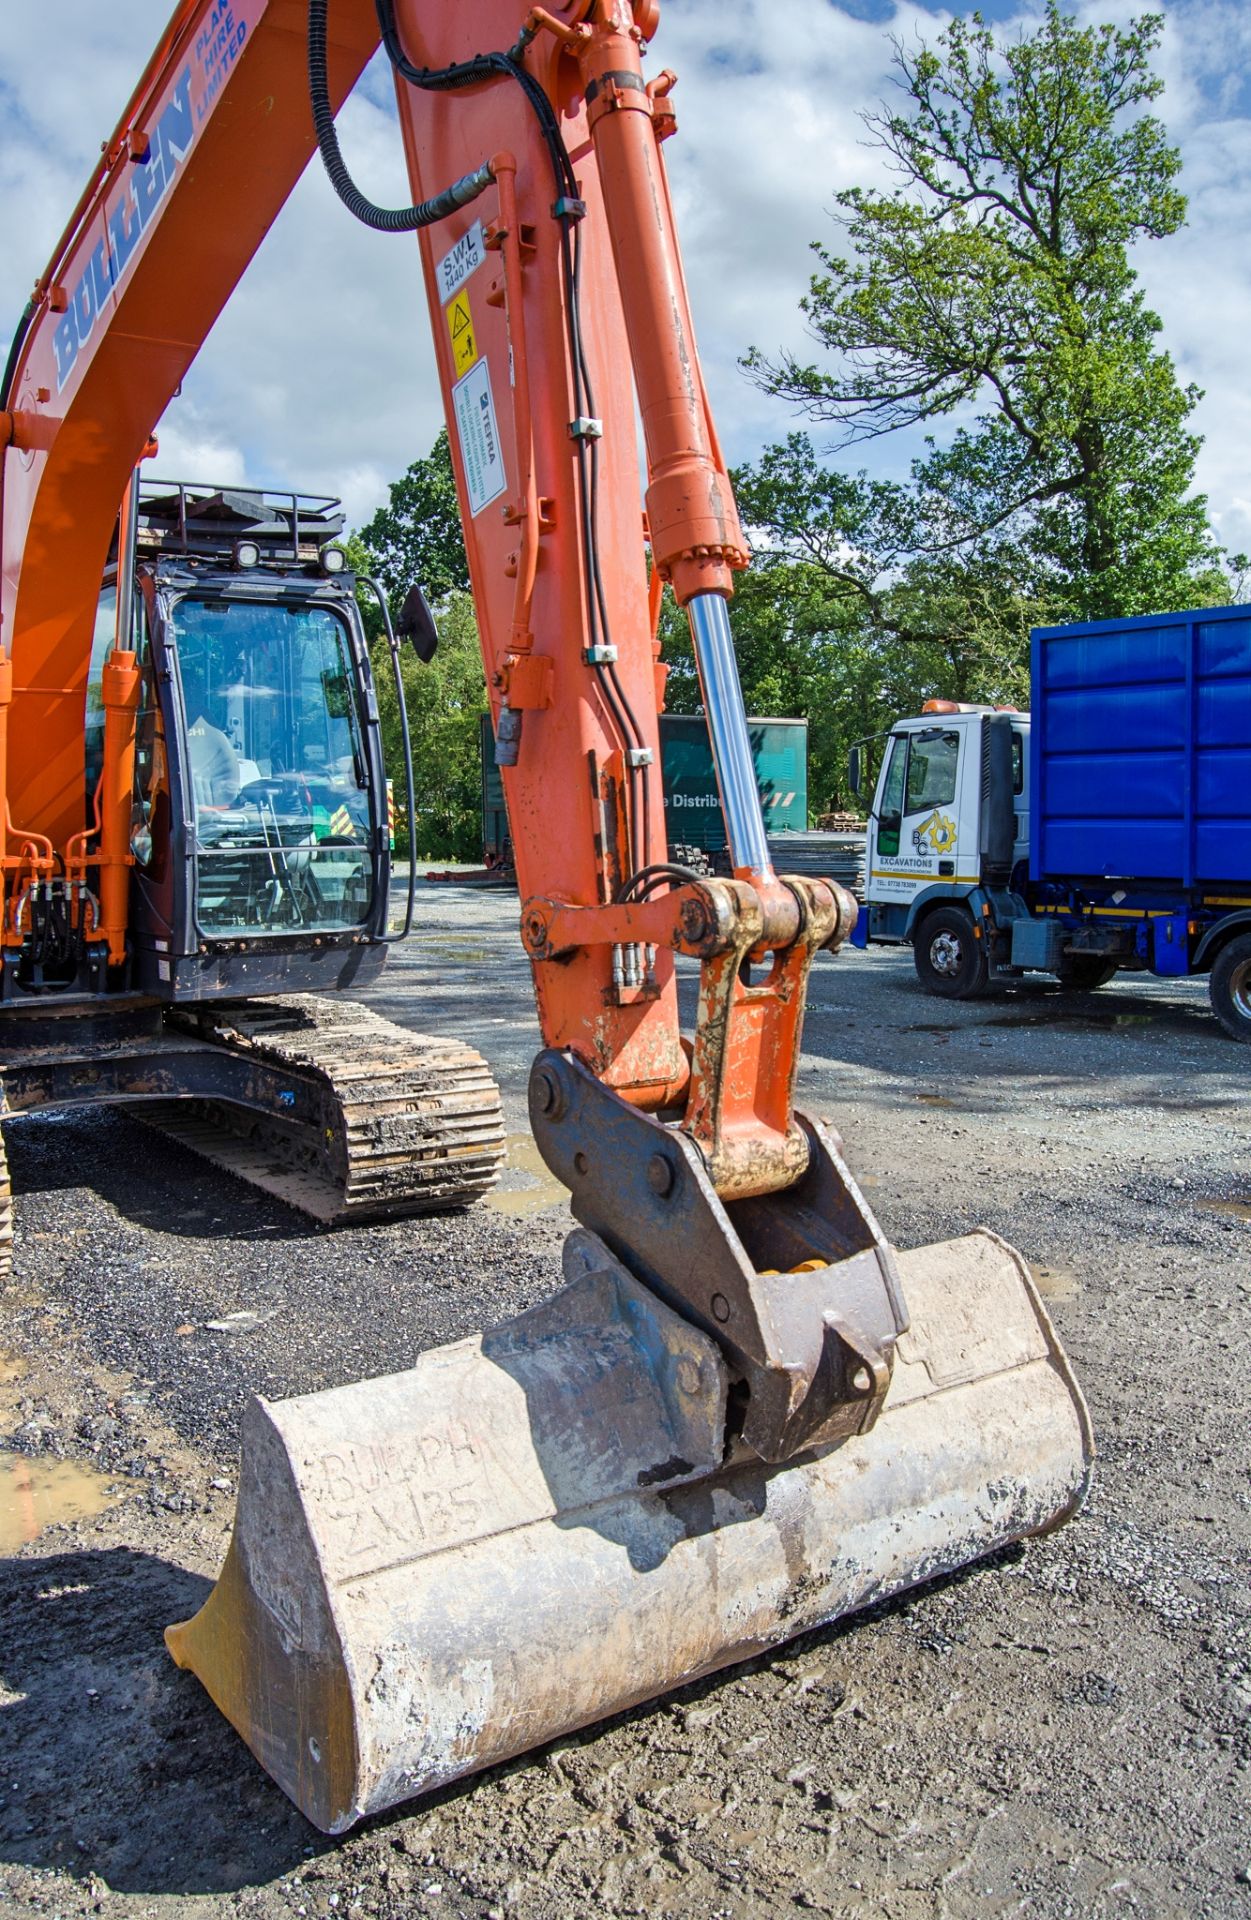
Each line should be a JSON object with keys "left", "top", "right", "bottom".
{"left": 616, "top": 863, "right": 704, "bottom": 905}
{"left": 309, "top": 0, "right": 494, "bottom": 232}
{"left": 360, "top": 576, "right": 417, "bottom": 940}
{"left": 0, "top": 298, "right": 36, "bottom": 412}
{"left": 373, "top": 0, "right": 572, "bottom": 196}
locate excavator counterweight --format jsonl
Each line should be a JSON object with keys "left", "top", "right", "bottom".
{"left": 2, "top": 0, "right": 1093, "bottom": 1833}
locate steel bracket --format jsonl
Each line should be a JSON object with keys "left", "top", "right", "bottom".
{"left": 530, "top": 1048, "right": 907, "bottom": 1463}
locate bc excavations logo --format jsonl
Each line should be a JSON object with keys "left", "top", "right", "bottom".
{"left": 912, "top": 808, "right": 958, "bottom": 856}
{"left": 52, "top": 2, "right": 266, "bottom": 394}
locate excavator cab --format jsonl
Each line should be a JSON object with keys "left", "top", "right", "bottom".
{"left": 0, "top": 475, "right": 504, "bottom": 1228}
{"left": 86, "top": 482, "right": 391, "bottom": 1003}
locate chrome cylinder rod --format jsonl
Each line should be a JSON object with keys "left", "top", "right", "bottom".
{"left": 686, "top": 591, "right": 773, "bottom": 879}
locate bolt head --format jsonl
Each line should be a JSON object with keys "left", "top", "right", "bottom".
{"left": 710, "top": 1292, "right": 731, "bottom": 1324}
{"left": 675, "top": 1357, "right": 702, "bottom": 1396}
{"left": 680, "top": 899, "right": 708, "bottom": 943}
{"left": 646, "top": 1152, "right": 675, "bottom": 1197}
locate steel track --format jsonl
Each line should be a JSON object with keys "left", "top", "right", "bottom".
{"left": 144, "top": 996, "right": 505, "bottom": 1224}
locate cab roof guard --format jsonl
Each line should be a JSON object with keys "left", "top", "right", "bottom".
{"left": 134, "top": 478, "right": 346, "bottom": 564}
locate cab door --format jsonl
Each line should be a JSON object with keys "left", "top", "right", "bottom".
{"left": 869, "top": 725, "right": 964, "bottom": 908}
{"left": 900, "top": 726, "right": 964, "bottom": 877}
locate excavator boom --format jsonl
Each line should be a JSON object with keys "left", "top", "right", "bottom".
{"left": 3, "top": 0, "right": 1093, "bottom": 1832}
{"left": 1, "top": 1, "right": 380, "bottom": 860}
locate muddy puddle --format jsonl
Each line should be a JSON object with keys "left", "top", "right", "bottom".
{"left": 484, "top": 1133, "right": 568, "bottom": 1218}
{"left": 990, "top": 1008, "right": 1158, "bottom": 1032}
{"left": 1198, "top": 1196, "right": 1251, "bottom": 1224}
{"left": 908, "top": 1006, "right": 1168, "bottom": 1039}
{"left": 0, "top": 1348, "right": 120, "bottom": 1552}
{"left": 1029, "top": 1263, "right": 1082, "bottom": 1302}
{"left": 0, "top": 1451, "right": 119, "bottom": 1553}
{"left": 914, "top": 1091, "right": 954, "bottom": 1108}
{"left": 411, "top": 933, "right": 497, "bottom": 966}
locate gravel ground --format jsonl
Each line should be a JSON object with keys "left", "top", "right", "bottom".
{"left": 0, "top": 879, "right": 1248, "bottom": 1919}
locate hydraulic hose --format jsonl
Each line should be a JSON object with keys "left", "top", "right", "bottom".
{"left": 0, "top": 300, "right": 36, "bottom": 413}
{"left": 360, "top": 575, "right": 418, "bottom": 940}
{"left": 308, "top": 0, "right": 494, "bottom": 232}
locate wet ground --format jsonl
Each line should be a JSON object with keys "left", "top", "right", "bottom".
{"left": 0, "top": 878, "right": 1249, "bottom": 1918}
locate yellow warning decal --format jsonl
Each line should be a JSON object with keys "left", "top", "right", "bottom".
{"left": 446, "top": 291, "right": 478, "bottom": 376}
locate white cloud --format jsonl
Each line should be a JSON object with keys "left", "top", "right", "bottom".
{"left": 148, "top": 405, "right": 247, "bottom": 491}
{"left": 3, "top": 0, "right": 1250, "bottom": 558}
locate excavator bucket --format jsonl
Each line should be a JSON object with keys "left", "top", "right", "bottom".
{"left": 167, "top": 1225, "right": 1091, "bottom": 1833}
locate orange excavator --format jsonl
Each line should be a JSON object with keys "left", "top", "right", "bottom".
{"left": 1, "top": 0, "right": 1093, "bottom": 1835}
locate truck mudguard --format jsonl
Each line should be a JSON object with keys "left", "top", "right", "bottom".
{"left": 903, "top": 882, "right": 1032, "bottom": 949}
{"left": 1193, "top": 910, "right": 1251, "bottom": 972}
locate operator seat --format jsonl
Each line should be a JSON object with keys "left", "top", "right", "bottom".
{"left": 187, "top": 714, "right": 242, "bottom": 808}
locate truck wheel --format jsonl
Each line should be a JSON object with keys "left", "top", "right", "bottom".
{"left": 913, "top": 906, "right": 989, "bottom": 999}
{"left": 1056, "top": 956, "right": 1119, "bottom": 991}
{"left": 1209, "top": 933, "right": 1251, "bottom": 1041}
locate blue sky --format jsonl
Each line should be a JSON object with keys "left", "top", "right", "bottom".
{"left": 3, "top": 0, "right": 1250, "bottom": 556}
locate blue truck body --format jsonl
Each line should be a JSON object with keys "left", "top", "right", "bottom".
{"left": 1027, "top": 603, "right": 1251, "bottom": 987}
{"left": 1031, "top": 603, "right": 1251, "bottom": 894}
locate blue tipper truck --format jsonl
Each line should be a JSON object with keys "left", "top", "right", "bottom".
{"left": 854, "top": 601, "right": 1251, "bottom": 1040}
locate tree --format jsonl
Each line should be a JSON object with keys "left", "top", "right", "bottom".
{"left": 355, "top": 428, "right": 469, "bottom": 610}
{"left": 744, "top": 4, "right": 1221, "bottom": 620}
{"left": 372, "top": 590, "right": 488, "bottom": 862}
{"left": 731, "top": 432, "right": 1044, "bottom": 691}
{"left": 660, "top": 532, "right": 1034, "bottom": 820}
{"left": 347, "top": 433, "right": 486, "bottom": 862}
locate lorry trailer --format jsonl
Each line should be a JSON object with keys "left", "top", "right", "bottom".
{"left": 853, "top": 602, "right": 1251, "bottom": 1039}
{"left": 483, "top": 711, "right": 808, "bottom": 865}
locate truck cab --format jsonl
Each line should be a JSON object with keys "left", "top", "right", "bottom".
{"left": 854, "top": 704, "right": 1028, "bottom": 993}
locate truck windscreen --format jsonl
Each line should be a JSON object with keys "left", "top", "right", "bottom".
{"left": 171, "top": 596, "right": 374, "bottom": 938}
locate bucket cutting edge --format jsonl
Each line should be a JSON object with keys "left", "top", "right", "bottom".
{"left": 166, "top": 1225, "right": 1092, "bottom": 1833}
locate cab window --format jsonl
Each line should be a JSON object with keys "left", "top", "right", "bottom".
{"left": 1012, "top": 729, "right": 1025, "bottom": 795}
{"left": 171, "top": 596, "right": 374, "bottom": 937}
{"left": 904, "top": 730, "right": 959, "bottom": 813}
{"left": 876, "top": 735, "right": 908, "bottom": 856}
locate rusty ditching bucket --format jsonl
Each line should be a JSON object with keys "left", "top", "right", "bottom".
{"left": 166, "top": 1226, "right": 1092, "bottom": 1833}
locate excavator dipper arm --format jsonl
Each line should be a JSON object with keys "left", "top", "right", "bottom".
{"left": 2, "top": 0, "right": 1092, "bottom": 1830}
{"left": 372, "top": 0, "right": 913, "bottom": 1455}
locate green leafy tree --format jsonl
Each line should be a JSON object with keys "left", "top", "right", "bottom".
{"left": 347, "top": 433, "right": 485, "bottom": 862}
{"left": 744, "top": 3, "right": 1220, "bottom": 619}
{"left": 355, "top": 428, "right": 469, "bottom": 613}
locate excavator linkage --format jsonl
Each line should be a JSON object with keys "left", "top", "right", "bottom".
{"left": 168, "top": 1224, "right": 1091, "bottom": 1833}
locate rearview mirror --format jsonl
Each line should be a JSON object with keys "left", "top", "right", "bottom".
{"left": 847, "top": 744, "right": 863, "bottom": 798}
{"left": 397, "top": 583, "right": 439, "bottom": 664}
